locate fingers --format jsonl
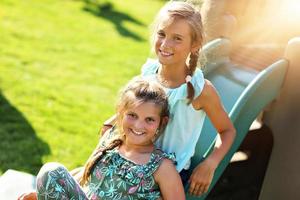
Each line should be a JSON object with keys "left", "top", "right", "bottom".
{"left": 188, "top": 162, "right": 215, "bottom": 196}
{"left": 188, "top": 182, "right": 209, "bottom": 196}
{"left": 188, "top": 182, "right": 196, "bottom": 195}
{"left": 199, "top": 185, "right": 209, "bottom": 195}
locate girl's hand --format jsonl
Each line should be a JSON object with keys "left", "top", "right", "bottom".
{"left": 188, "top": 158, "right": 217, "bottom": 196}
{"left": 100, "top": 115, "right": 117, "bottom": 135}
{"left": 100, "top": 124, "right": 113, "bottom": 135}
{"left": 18, "top": 191, "right": 37, "bottom": 200}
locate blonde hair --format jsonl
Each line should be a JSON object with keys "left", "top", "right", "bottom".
{"left": 80, "top": 76, "right": 169, "bottom": 185}
{"left": 115, "top": 76, "right": 169, "bottom": 135}
{"left": 151, "top": 1, "right": 204, "bottom": 104}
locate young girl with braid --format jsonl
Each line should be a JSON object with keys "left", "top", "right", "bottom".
{"left": 18, "top": 77, "right": 185, "bottom": 200}
{"left": 101, "top": 1, "right": 236, "bottom": 197}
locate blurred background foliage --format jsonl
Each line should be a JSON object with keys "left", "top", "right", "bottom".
{"left": 0, "top": 0, "right": 166, "bottom": 174}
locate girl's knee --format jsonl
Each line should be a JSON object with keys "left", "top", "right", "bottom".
{"left": 37, "top": 162, "right": 67, "bottom": 183}
{"left": 36, "top": 163, "right": 71, "bottom": 199}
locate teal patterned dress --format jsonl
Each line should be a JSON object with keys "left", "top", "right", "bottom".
{"left": 36, "top": 148, "right": 175, "bottom": 200}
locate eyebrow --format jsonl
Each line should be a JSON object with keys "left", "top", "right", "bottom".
{"left": 174, "top": 34, "right": 184, "bottom": 38}
{"left": 157, "top": 30, "right": 184, "bottom": 38}
{"left": 146, "top": 116, "right": 156, "bottom": 119}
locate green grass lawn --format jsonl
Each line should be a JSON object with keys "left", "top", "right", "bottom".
{"left": 0, "top": 0, "right": 165, "bottom": 175}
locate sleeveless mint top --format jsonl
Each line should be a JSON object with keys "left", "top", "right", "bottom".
{"left": 141, "top": 59, "right": 206, "bottom": 171}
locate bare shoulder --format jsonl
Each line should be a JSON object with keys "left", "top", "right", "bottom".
{"left": 156, "top": 158, "right": 176, "bottom": 175}
{"left": 154, "top": 158, "right": 185, "bottom": 200}
{"left": 201, "top": 79, "right": 217, "bottom": 97}
{"left": 193, "top": 79, "right": 219, "bottom": 109}
{"left": 154, "top": 158, "right": 177, "bottom": 181}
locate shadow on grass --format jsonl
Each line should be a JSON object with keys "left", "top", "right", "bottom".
{"left": 82, "top": 1, "right": 145, "bottom": 41}
{"left": 0, "top": 91, "right": 50, "bottom": 175}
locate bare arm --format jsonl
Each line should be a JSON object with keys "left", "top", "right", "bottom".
{"left": 100, "top": 114, "right": 117, "bottom": 135}
{"left": 154, "top": 159, "right": 186, "bottom": 200}
{"left": 189, "top": 80, "right": 236, "bottom": 196}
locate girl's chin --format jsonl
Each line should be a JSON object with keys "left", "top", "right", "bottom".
{"left": 126, "top": 132, "right": 144, "bottom": 140}
{"left": 158, "top": 59, "right": 171, "bottom": 65}
{"left": 126, "top": 135, "right": 151, "bottom": 143}
{"left": 126, "top": 139, "right": 150, "bottom": 146}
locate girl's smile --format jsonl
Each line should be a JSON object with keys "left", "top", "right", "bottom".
{"left": 129, "top": 128, "right": 145, "bottom": 136}
{"left": 159, "top": 49, "right": 174, "bottom": 57}
{"left": 122, "top": 102, "right": 162, "bottom": 147}
{"left": 155, "top": 18, "right": 195, "bottom": 68}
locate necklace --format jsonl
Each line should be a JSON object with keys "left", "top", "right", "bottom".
{"left": 156, "top": 66, "right": 187, "bottom": 89}
{"left": 156, "top": 73, "right": 172, "bottom": 88}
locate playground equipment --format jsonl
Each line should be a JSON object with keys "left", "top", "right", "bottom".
{"left": 195, "top": 0, "right": 300, "bottom": 198}
{"left": 186, "top": 38, "right": 289, "bottom": 199}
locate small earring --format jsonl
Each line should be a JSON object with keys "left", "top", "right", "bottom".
{"left": 152, "top": 129, "right": 160, "bottom": 142}
{"left": 155, "top": 129, "right": 160, "bottom": 136}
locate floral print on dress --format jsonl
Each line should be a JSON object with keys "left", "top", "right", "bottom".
{"left": 36, "top": 148, "right": 176, "bottom": 200}
{"left": 85, "top": 148, "right": 176, "bottom": 200}
{"left": 37, "top": 165, "right": 89, "bottom": 200}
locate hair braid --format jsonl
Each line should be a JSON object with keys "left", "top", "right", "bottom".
{"left": 186, "top": 51, "right": 199, "bottom": 104}
{"left": 80, "top": 139, "right": 123, "bottom": 186}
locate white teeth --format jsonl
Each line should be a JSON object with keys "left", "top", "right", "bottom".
{"left": 160, "top": 50, "right": 172, "bottom": 56}
{"left": 131, "top": 129, "right": 144, "bottom": 135}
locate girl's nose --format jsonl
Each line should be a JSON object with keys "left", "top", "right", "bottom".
{"left": 161, "top": 38, "right": 172, "bottom": 49}
{"left": 134, "top": 120, "right": 145, "bottom": 130}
